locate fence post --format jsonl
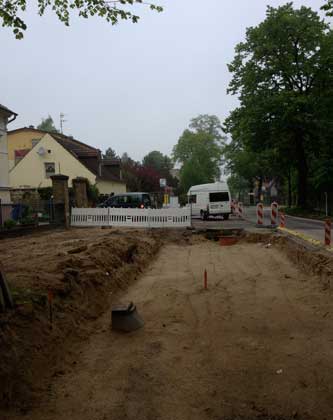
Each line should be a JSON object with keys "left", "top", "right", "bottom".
{"left": 271, "top": 202, "right": 278, "bottom": 226}
{"left": 325, "top": 219, "right": 331, "bottom": 246}
{"left": 256, "top": 202, "right": 264, "bottom": 226}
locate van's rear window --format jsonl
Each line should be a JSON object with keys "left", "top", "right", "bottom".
{"left": 210, "top": 192, "right": 229, "bottom": 202}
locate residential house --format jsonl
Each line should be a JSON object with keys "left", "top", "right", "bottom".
{"left": 8, "top": 127, "right": 126, "bottom": 195}
{"left": 0, "top": 104, "right": 17, "bottom": 204}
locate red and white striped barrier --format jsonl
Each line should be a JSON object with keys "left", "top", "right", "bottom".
{"left": 256, "top": 203, "right": 264, "bottom": 225}
{"left": 238, "top": 202, "right": 243, "bottom": 219}
{"left": 325, "top": 219, "right": 331, "bottom": 246}
{"left": 271, "top": 202, "right": 279, "bottom": 226}
{"left": 279, "top": 211, "right": 286, "bottom": 228}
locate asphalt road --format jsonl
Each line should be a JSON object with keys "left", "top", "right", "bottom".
{"left": 245, "top": 206, "right": 327, "bottom": 242}
{"left": 192, "top": 206, "right": 328, "bottom": 244}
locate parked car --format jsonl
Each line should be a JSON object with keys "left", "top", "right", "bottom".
{"left": 99, "top": 192, "right": 153, "bottom": 209}
{"left": 187, "top": 181, "right": 231, "bottom": 220}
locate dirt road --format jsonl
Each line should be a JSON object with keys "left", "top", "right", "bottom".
{"left": 5, "top": 239, "right": 333, "bottom": 420}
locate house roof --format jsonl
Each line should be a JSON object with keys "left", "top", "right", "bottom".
{"left": 8, "top": 127, "right": 124, "bottom": 184}
{"left": 0, "top": 104, "right": 17, "bottom": 117}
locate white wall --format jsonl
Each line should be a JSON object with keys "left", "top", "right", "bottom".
{"left": 0, "top": 113, "right": 11, "bottom": 203}
{"left": 96, "top": 179, "right": 127, "bottom": 195}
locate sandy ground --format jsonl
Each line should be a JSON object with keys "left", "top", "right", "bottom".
{"left": 4, "top": 238, "right": 333, "bottom": 420}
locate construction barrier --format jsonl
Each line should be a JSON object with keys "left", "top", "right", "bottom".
{"left": 256, "top": 203, "right": 264, "bottom": 225}
{"left": 71, "top": 207, "right": 191, "bottom": 228}
{"left": 279, "top": 211, "right": 286, "bottom": 228}
{"left": 271, "top": 202, "right": 279, "bottom": 226}
{"left": 325, "top": 219, "right": 331, "bottom": 246}
{"left": 238, "top": 202, "right": 243, "bottom": 219}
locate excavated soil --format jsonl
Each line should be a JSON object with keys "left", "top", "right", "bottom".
{"left": 0, "top": 227, "right": 189, "bottom": 410}
{"left": 2, "top": 229, "right": 333, "bottom": 419}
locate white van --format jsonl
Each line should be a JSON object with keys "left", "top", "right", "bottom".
{"left": 187, "top": 181, "right": 231, "bottom": 220}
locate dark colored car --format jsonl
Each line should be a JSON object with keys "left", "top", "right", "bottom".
{"left": 99, "top": 192, "right": 153, "bottom": 209}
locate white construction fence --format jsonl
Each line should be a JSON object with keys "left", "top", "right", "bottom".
{"left": 71, "top": 207, "right": 191, "bottom": 228}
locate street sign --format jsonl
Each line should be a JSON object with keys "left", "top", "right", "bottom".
{"left": 160, "top": 178, "right": 167, "bottom": 188}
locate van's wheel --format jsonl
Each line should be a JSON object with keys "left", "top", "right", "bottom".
{"left": 223, "top": 214, "right": 230, "bottom": 221}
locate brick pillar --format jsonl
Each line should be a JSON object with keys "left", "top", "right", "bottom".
{"left": 51, "top": 175, "right": 70, "bottom": 228}
{"left": 72, "top": 177, "right": 88, "bottom": 208}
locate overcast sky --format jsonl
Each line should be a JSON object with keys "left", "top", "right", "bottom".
{"left": 0, "top": 0, "right": 328, "bottom": 161}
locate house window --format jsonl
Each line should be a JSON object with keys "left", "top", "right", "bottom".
{"left": 32, "top": 138, "right": 40, "bottom": 147}
{"left": 44, "top": 162, "right": 55, "bottom": 178}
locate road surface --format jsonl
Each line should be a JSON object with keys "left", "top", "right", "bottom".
{"left": 245, "top": 206, "right": 327, "bottom": 242}
{"left": 193, "top": 207, "right": 328, "bottom": 244}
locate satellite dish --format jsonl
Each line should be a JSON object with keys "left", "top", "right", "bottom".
{"left": 37, "top": 146, "right": 46, "bottom": 156}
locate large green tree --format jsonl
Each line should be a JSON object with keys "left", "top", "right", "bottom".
{"left": 189, "top": 114, "right": 224, "bottom": 141}
{"left": 0, "top": 0, "right": 163, "bottom": 39}
{"left": 37, "top": 115, "right": 59, "bottom": 133}
{"left": 142, "top": 151, "right": 172, "bottom": 176}
{"left": 173, "top": 116, "right": 224, "bottom": 192}
{"left": 226, "top": 4, "right": 333, "bottom": 208}
{"left": 322, "top": 0, "right": 333, "bottom": 15}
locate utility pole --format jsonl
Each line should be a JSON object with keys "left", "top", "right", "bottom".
{"left": 60, "top": 113, "right": 67, "bottom": 134}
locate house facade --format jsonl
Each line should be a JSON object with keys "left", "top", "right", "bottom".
{"left": 8, "top": 127, "right": 126, "bottom": 195}
{"left": 0, "top": 104, "right": 17, "bottom": 203}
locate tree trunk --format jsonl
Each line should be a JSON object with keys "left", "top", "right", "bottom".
{"left": 295, "top": 134, "right": 308, "bottom": 209}
{"left": 257, "top": 176, "right": 263, "bottom": 203}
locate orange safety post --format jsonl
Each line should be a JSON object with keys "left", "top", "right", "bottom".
{"left": 238, "top": 202, "right": 244, "bottom": 219}
{"left": 271, "top": 202, "right": 278, "bottom": 226}
{"left": 325, "top": 219, "right": 331, "bottom": 246}
{"left": 256, "top": 203, "right": 264, "bottom": 225}
{"left": 279, "top": 211, "right": 286, "bottom": 228}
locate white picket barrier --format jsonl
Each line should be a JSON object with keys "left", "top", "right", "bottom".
{"left": 71, "top": 207, "right": 191, "bottom": 228}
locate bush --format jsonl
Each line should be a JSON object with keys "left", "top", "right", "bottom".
{"left": 4, "top": 219, "right": 17, "bottom": 229}
{"left": 38, "top": 187, "right": 53, "bottom": 200}
{"left": 86, "top": 182, "right": 100, "bottom": 205}
{"left": 20, "top": 216, "right": 37, "bottom": 226}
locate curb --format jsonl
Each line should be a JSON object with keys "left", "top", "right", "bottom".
{"left": 285, "top": 214, "right": 327, "bottom": 225}
{"left": 277, "top": 226, "right": 333, "bottom": 251}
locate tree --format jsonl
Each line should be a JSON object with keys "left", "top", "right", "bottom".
{"left": 173, "top": 117, "right": 224, "bottom": 192}
{"left": 37, "top": 115, "right": 59, "bottom": 133}
{"left": 143, "top": 151, "right": 172, "bottom": 174}
{"left": 226, "top": 4, "right": 333, "bottom": 208}
{"left": 103, "top": 147, "right": 118, "bottom": 159}
{"left": 322, "top": 1, "right": 333, "bottom": 16}
{"left": 189, "top": 114, "right": 225, "bottom": 141}
{"left": 0, "top": 0, "right": 163, "bottom": 39}
{"left": 120, "top": 152, "right": 164, "bottom": 193}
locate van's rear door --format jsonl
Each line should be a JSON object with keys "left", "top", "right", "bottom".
{"left": 209, "top": 192, "right": 231, "bottom": 213}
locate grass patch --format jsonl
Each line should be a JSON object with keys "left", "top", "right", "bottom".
{"left": 284, "top": 207, "right": 329, "bottom": 220}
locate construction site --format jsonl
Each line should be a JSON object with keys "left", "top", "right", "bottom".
{"left": 1, "top": 219, "right": 333, "bottom": 420}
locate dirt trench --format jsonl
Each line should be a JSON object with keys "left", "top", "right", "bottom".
{"left": 0, "top": 227, "right": 182, "bottom": 410}
{"left": 2, "top": 232, "right": 333, "bottom": 420}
